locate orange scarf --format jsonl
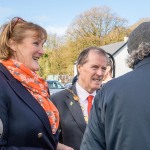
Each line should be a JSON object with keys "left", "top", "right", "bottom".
{"left": 2, "top": 59, "right": 59, "bottom": 134}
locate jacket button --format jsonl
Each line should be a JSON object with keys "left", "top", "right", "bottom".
{"left": 38, "top": 133, "right": 43, "bottom": 138}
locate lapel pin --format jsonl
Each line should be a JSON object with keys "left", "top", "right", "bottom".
{"left": 70, "top": 101, "right": 73, "bottom": 106}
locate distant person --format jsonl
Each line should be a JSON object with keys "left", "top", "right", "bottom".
{"left": 51, "top": 46, "right": 108, "bottom": 150}
{"left": 0, "top": 17, "right": 59, "bottom": 149}
{"left": 102, "top": 55, "right": 113, "bottom": 84}
{"left": 81, "top": 22, "right": 150, "bottom": 150}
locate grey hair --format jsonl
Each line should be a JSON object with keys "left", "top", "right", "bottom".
{"left": 76, "top": 46, "right": 107, "bottom": 75}
{"left": 127, "top": 42, "right": 150, "bottom": 68}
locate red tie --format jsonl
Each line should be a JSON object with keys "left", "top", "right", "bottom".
{"left": 87, "top": 95, "right": 94, "bottom": 116}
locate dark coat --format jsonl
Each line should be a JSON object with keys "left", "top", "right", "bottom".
{"left": 81, "top": 57, "right": 150, "bottom": 150}
{"left": 51, "top": 84, "right": 86, "bottom": 150}
{"left": 0, "top": 63, "right": 58, "bottom": 150}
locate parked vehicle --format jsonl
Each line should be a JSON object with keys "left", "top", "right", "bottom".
{"left": 64, "top": 82, "right": 72, "bottom": 89}
{"left": 47, "top": 80, "right": 65, "bottom": 95}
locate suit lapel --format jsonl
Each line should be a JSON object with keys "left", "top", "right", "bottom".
{"left": 11, "top": 81, "right": 54, "bottom": 136}
{"left": 65, "top": 85, "right": 86, "bottom": 133}
{"left": 0, "top": 64, "right": 55, "bottom": 143}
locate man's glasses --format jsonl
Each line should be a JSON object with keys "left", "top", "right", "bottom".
{"left": 11, "top": 17, "right": 26, "bottom": 31}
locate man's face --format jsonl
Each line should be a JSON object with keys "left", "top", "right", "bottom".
{"left": 77, "top": 50, "right": 107, "bottom": 93}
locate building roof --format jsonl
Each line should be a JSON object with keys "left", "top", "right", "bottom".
{"left": 100, "top": 41, "right": 127, "bottom": 56}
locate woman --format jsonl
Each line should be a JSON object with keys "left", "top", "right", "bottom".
{"left": 0, "top": 17, "right": 59, "bottom": 150}
{"left": 102, "top": 56, "right": 113, "bottom": 84}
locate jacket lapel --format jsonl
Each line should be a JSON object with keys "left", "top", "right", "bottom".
{"left": 0, "top": 64, "right": 55, "bottom": 143}
{"left": 65, "top": 85, "right": 86, "bottom": 133}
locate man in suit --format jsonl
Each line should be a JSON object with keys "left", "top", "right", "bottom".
{"left": 51, "top": 46, "right": 108, "bottom": 150}
{"left": 81, "top": 22, "right": 150, "bottom": 150}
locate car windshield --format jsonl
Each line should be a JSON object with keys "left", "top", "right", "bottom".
{"left": 47, "top": 81, "right": 64, "bottom": 89}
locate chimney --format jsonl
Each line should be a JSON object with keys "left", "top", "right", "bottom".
{"left": 124, "top": 36, "right": 128, "bottom": 42}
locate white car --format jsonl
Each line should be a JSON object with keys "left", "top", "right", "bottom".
{"left": 64, "top": 82, "right": 72, "bottom": 89}
{"left": 47, "top": 80, "right": 65, "bottom": 95}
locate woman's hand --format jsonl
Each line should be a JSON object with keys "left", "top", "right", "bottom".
{"left": 57, "top": 143, "right": 74, "bottom": 150}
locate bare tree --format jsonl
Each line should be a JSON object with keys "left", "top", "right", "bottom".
{"left": 44, "top": 33, "right": 64, "bottom": 50}
{"left": 67, "top": 6, "right": 128, "bottom": 41}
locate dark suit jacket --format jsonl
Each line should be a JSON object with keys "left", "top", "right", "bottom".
{"left": 51, "top": 84, "right": 86, "bottom": 150}
{"left": 0, "top": 63, "right": 58, "bottom": 150}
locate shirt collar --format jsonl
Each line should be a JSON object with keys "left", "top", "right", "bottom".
{"left": 76, "top": 82, "right": 96, "bottom": 102}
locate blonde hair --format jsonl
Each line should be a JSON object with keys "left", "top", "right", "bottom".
{"left": 0, "top": 17, "right": 47, "bottom": 60}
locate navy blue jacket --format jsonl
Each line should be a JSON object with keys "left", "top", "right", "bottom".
{"left": 0, "top": 63, "right": 58, "bottom": 150}
{"left": 81, "top": 57, "right": 150, "bottom": 150}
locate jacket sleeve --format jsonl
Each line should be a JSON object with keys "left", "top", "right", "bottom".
{"left": 0, "top": 72, "right": 20, "bottom": 150}
{"left": 0, "top": 76, "right": 10, "bottom": 149}
{"left": 80, "top": 90, "right": 106, "bottom": 150}
{"left": 50, "top": 95, "right": 63, "bottom": 143}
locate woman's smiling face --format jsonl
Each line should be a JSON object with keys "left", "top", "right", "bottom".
{"left": 10, "top": 31, "right": 45, "bottom": 71}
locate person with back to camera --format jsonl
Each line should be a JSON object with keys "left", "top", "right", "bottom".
{"left": 80, "top": 22, "right": 150, "bottom": 150}
{"left": 50, "top": 46, "right": 108, "bottom": 150}
{"left": 0, "top": 17, "right": 59, "bottom": 150}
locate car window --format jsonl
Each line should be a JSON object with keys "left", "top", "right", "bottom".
{"left": 47, "top": 81, "right": 64, "bottom": 89}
